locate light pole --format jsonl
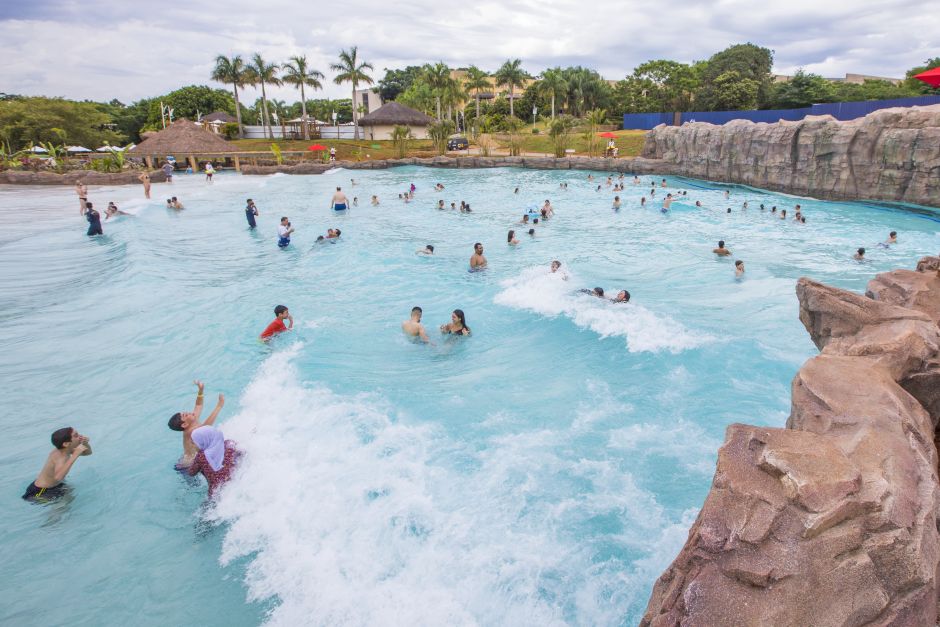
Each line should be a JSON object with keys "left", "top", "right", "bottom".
{"left": 532, "top": 106, "right": 537, "bottom": 126}
{"left": 332, "top": 111, "right": 338, "bottom": 139}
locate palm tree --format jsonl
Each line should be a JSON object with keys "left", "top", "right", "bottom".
{"left": 494, "top": 59, "right": 529, "bottom": 118}
{"left": 584, "top": 108, "right": 607, "bottom": 156}
{"left": 211, "top": 55, "right": 254, "bottom": 138}
{"left": 538, "top": 68, "right": 568, "bottom": 119}
{"left": 421, "top": 62, "right": 452, "bottom": 120}
{"left": 331, "top": 46, "right": 374, "bottom": 140}
{"left": 249, "top": 54, "right": 281, "bottom": 139}
{"left": 282, "top": 55, "right": 324, "bottom": 140}
{"left": 463, "top": 65, "right": 490, "bottom": 119}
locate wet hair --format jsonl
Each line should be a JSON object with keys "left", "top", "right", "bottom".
{"left": 336, "top": 187, "right": 341, "bottom": 191}
{"left": 507, "top": 230, "right": 515, "bottom": 243}
{"left": 801, "top": 216, "right": 806, "bottom": 223}
{"left": 551, "top": 260, "right": 561, "bottom": 268}
{"left": 771, "top": 206, "right": 777, "bottom": 212}
{"left": 528, "top": 228, "right": 535, "bottom": 235}
{"left": 474, "top": 242, "right": 482, "bottom": 250}
{"left": 274, "top": 305, "right": 288, "bottom": 316}
{"left": 334, "top": 229, "right": 341, "bottom": 236}
{"left": 247, "top": 198, "right": 253, "bottom": 203}
{"left": 533, "top": 218, "right": 539, "bottom": 224}
{"left": 726, "top": 208, "right": 731, "bottom": 213}
{"left": 593, "top": 287, "right": 605, "bottom": 297}
{"left": 614, "top": 196, "right": 620, "bottom": 201}
{"left": 735, "top": 260, "right": 743, "bottom": 267}
{"left": 412, "top": 306, "right": 422, "bottom": 314}
{"left": 168, "top": 413, "right": 183, "bottom": 432}
{"left": 51, "top": 427, "right": 74, "bottom": 449}
{"left": 718, "top": 240, "right": 725, "bottom": 247}
{"left": 317, "top": 235, "right": 325, "bottom": 241}
{"left": 857, "top": 247, "right": 865, "bottom": 255}
{"left": 426, "top": 244, "right": 434, "bottom": 252}
{"left": 619, "top": 290, "right": 631, "bottom": 302}
{"left": 453, "top": 309, "right": 468, "bottom": 329}
{"left": 781, "top": 210, "right": 787, "bottom": 217}
{"left": 280, "top": 216, "right": 289, "bottom": 222}
{"left": 522, "top": 215, "right": 528, "bottom": 222}
{"left": 890, "top": 231, "right": 897, "bottom": 237}
{"left": 85, "top": 201, "right": 93, "bottom": 209}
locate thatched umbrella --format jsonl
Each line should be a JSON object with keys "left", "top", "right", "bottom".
{"left": 129, "top": 119, "right": 233, "bottom": 170}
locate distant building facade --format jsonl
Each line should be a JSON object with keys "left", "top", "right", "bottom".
{"left": 773, "top": 72, "right": 902, "bottom": 85}
{"left": 353, "top": 88, "right": 384, "bottom": 115}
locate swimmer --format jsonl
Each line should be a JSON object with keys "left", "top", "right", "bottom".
{"left": 726, "top": 208, "right": 731, "bottom": 214}
{"left": 854, "top": 247, "right": 866, "bottom": 261}
{"left": 187, "top": 425, "right": 240, "bottom": 497}
{"left": 316, "top": 235, "right": 325, "bottom": 243}
{"left": 640, "top": 197, "right": 646, "bottom": 207}
{"left": 450, "top": 202, "right": 456, "bottom": 210}
{"left": 277, "top": 216, "right": 294, "bottom": 248}
{"left": 661, "top": 178, "right": 667, "bottom": 188}
{"left": 166, "top": 198, "right": 174, "bottom": 210}
{"left": 587, "top": 174, "right": 594, "bottom": 181}
{"left": 104, "top": 202, "right": 130, "bottom": 220}
{"left": 760, "top": 204, "right": 765, "bottom": 210}
{"left": 695, "top": 201, "right": 702, "bottom": 207}
{"left": 606, "top": 177, "right": 613, "bottom": 187}
{"left": 662, "top": 193, "right": 673, "bottom": 212}
{"left": 470, "top": 242, "right": 487, "bottom": 269}
{"left": 780, "top": 210, "right": 787, "bottom": 219}
{"left": 713, "top": 240, "right": 732, "bottom": 256}
{"left": 886, "top": 231, "right": 898, "bottom": 244}
{"left": 416, "top": 244, "right": 434, "bottom": 255}
{"left": 801, "top": 216, "right": 806, "bottom": 224}
{"left": 723, "top": 190, "right": 730, "bottom": 199}
{"left": 328, "top": 228, "right": 341, "bottom": 239}
{"left": 612, "top": 290, "right": 630, "bottom": 303}
{"left": 371, "top": 195, "right": 380, "bottom": 206}
{"left": 402, "top": 306, "right": 431, "bottom": 343}
{"left": 260, "top": 305, "right": 294, "bottom": 340}
{"left": 580, "top": 287, "right": 605, "bottom": 298}
{"left": 138, "top": 172, "right": 151, "bottom": 199}
{"left": 771, "top": 206, "right": 777, "bottom": 214}
{"left": 410, "top": 183, "right": 416, "bottom": 193}
{"left": 735, "top": 260, "right": 745, "bottom": 277}
{"left": 350, "top": 178, "right": 357, "bottom": 187}
{"left": 440, "top": 309, "right": 471, "bottom": 336}
{"left": 464, "top": 203, "right": 472, "bottom": 213}
{"left": 435, "top": 183, "right": 445, "bottom": 191}
{"left": 204, "top": 162, "right": 215, "bottom": 181}
{"left": 742, "top": 201, "right": 748, "bottom": 209}
{"left": 171, "top": 196, "right": 184, "bottom": 209}
{"left": 83, "top": 201, "right": 102, "bottom": 236}
{"left": 508, "top": 230, "right": 519, "bottom": 246}
{"left": 167, "top": 381, "right": 225, "bottom": 471}
{"left": 162, "top": 161, "right": 174, "bottom": 182}
{"left": 331, "top": 187, "right": 349, "bottom": 211}
{"left": 22, "top": 427, "right": 92, "bottom": 501}
{"left": 532, "top": 218, "right": 539, "bottom": 224}
{"left": 633, "top": 176, "right": 640, "bottom": 185}
{"left": 353, "top": 197, "right": 358, "bottom": 207}
{"left": 527, "top": 228, "right": 535, "bottom": 237}
{"left": 514, "top": 187, "right": 519, "bottom": 194}
{"left": 793, "top": 211, "right": 802, "bottom": 222}
{"left": 75, "top": 181, "right": 88, "bottom": 214}
{"left": 550, "top": 260, "right": 568, "bottom": 280}
{"left": 596, "top": 185, "right": 602, "bottom": 192}
{"left": 437, "top": 200, "right": 445, "bottom": 210}
{"left": 245, "top": 199, "right": 258, "bottom": 229}
{"left": 613, "top": 196, "right": 621, "bottom": 210}
{"left": 542, "top": 200, "right": 554, "bottom": 217}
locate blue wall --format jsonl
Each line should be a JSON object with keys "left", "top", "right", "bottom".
{"left": 622, "top": 95, "right": 940, "bottom": 129}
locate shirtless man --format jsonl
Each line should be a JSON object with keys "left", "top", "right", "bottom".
{"left": 886, "top": 231, "right": 898, "bottom": 244}
{"left": 416, "top": 244, "right": 434, "bottom": 255}
{"left": 75, "top": 181, "right": 88, "bottom": 214}
{"left": 662, "top": 193, "right": 673, "bottom": 212}
{"left": 470, "top": 242, "right": 487, "bottom": 269}
{"left": 22, "top": 427, "right": 92, "bottom": 501}
{"left": 331, "top": 187, "right": 349, "bottom": 211}
{"left": 167, "top": 381, "right": 225, "bottom": 471}
{"left": 735, "top": 260, "right": 745, "bottom": 277}
{"left": 713, "top": 240, "right": 732, "bottom": 256}
{"left": 402, "top": 306, "right": 431, "bottom": 343}
{"left": 138, "top": 173, "right": 151, "bottom": 199}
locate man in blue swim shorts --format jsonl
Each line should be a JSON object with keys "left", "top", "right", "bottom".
{"left": 331, "top": 187, "right": 349, "bottom": 211}
{"left": 278, "top": 216, "right": 294, "bottom": 248}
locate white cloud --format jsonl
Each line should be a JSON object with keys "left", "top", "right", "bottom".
{"left": 1, "top": 0, "right": 937, "bottom": 103}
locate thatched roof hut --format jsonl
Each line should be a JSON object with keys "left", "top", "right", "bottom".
{"left": 203, "top": 111, "right": 236, "bottom": 123}
{"left": 358, "top": 102, "right": 435, "bottom": 127}
{"left": 129, "top": 119, "right": 233, "bottom": 168}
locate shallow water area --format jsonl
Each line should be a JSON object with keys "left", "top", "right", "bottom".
{"left": 1, "top": 167, "right": 937, "bottom": 626}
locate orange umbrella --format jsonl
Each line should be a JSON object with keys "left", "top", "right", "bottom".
{"left": 598, "top": 132, "right": 618, "bottom": 138}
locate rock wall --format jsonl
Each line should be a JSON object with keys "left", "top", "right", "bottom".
{"left": 642, "top": 105, "right": 940, "bottom": 208}
{"left": 642, "top": 256, "right": 940, "bottom": 627}
{"left": 0, "top": 169, "right": 167, "bottom": 185}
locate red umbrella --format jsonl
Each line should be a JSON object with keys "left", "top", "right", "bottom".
{"left": 913, "top": 67, "right": 940, "bottom": 88}
{"left": 598, "top": 131, "right": 618, "bottom": 138}
{"left": 308, "top": 144, "right": 327, "bottom": 151}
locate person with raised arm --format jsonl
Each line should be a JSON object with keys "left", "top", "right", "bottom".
{"left": 22, "top": 427, "right": 92, "bottom": 501}
{"left": 167, "top": 380, "right": 225, "bottom": 471}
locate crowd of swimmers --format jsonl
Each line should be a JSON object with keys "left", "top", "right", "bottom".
{"left": 38, "top": 171, "right": 911, "bottom": 504}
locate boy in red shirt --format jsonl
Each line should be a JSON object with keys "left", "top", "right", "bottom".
{"left": 260, "top": 305, "right": 293, "bottom": 340}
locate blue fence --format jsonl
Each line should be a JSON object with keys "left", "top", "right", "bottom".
{"left": 622, "top": 95, "right": 940, "bottom": 129}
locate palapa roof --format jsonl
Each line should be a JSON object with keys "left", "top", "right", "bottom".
{"left": 358, "top": 102, "right": 435, "bottom": 127}
{"left": 129, "top": 119, "right": 232, "bottom": 155}
{"left": 203, "top": 111, "right": 236, "bottom": 123}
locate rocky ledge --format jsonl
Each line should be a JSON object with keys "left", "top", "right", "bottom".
{"left": 642, "top": 104, "right": 940, "bottom": 208}
{"left": 0, "top": 169, "right": 167, "bottom": 185}
{"left": 641, "top": 256, "right": 940, "bottom": 626}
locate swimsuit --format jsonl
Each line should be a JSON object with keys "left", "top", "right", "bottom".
{"left": 245, "top": 208, "right": 257, "bottom": 228}
{"left": 22, "top": 481, "right": 67, "bottom": 502}
{"left": 278, "top": 237, "right": 290, "bottom": 248}
{"left": 333, "top": 203, "right": 347, "bottom": 211}
{"left": 86, "top": 211, "right": 103, "bottom": 236}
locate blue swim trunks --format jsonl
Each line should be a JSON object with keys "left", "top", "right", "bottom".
{"left": 278, "top": 237, "right": 291, "bottom": 248}
{"left": 333, "top": 203, "right": 347, "bottom": 211}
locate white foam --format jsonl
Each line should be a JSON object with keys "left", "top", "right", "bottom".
{"left": 206, "top": 347, "right": 678, "bottom": 626}
{"left": 323, "top": 167, "right": 345, "bottom": 175}
{"left": 493, "top": 266, "right": 712, "bottom": 353}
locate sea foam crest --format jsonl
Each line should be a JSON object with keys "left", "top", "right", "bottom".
{"left": 205, "top": 346, "right": 682, "bottom": 626}
{"left": 493, "top": 266, "right": 710, "bottom": 353}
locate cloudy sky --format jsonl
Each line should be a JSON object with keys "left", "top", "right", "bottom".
{"left": 1, "top": 0, "right": 937, "bottom": 103}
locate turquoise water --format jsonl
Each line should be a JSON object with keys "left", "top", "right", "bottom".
{"left": 2, "top": 167, "right": 937, "bottom": 626}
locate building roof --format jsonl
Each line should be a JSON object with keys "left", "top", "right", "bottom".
{"left": 358, "top": 101, "right": 435, "bottom": 127}
{"left": 129, "top": 119, "right": 232, "bottom": 155}
{"left": 202, "top": 111, "right": 237, "bottom": 123}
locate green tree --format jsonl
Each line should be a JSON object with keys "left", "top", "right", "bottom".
{"left": 698, "top": 43, "right": 774, "bottom": 110}
{"left": 494, "top": 59, "right": 530, "bottom": 118}
{"left": 211, "top": 55, "right": 253, "bottom": 137}
{"left": 377, "top": 66, "right": 423, "bottom": 102}
{"left": 831, "top": 79, "right": 915, "bottom": 102}
{"left": 146, "top": 85, "right": 236, "bottom": 128}
{"left": 249, "top": 54, "right": 280, "bottom": 139}
{"left": 770, "top": 70, "right": 835, "bottom": 108}
{"left": 282, "top": 55, "right": 324, "bottom": 139}
{"left": 397, "top": 81, "right": 437, "bottom": 116}
{"left": 538, "top": 68, "right": 568, "bottom": 119}
{"left": 463, "top": 65, "right": 490, "bottom": 119}
{"left": 420, "top": 62, "right": 453, "bottom": 120}
{"left": 331, "top": 46, "right": 374, "bottom": 140}
{"left": 547, "top": 115, "right": 577, "bottom": 157}
{"left": 561, "top": 66, "right": 611, "bottom": 117}
{"left": 584, "top": 108, "right": 607, "bottom": 156}
{"left": 390, "top": 125, "right": 413, "bottom": 158}
{"left": 0, "top": 97, "right": 124, "bottom": 149}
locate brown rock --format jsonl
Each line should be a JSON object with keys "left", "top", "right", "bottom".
{"left": 866, "top": 268, "right": 940, "bottom": 324}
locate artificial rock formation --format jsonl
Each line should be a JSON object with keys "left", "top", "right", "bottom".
{"left": 0, "top": 169, "right": 166, "bottom": 185}
{"left": 642, "top": 104, "right": 940, "bottom": 208}
{"left": 642, "top": 257, "right": 940, "bottom": 627}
